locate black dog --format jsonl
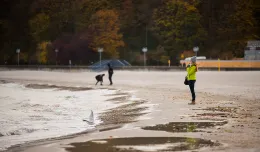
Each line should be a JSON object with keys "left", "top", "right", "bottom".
{"left": 95, "top": 74, "right": 105, "bottom": 85}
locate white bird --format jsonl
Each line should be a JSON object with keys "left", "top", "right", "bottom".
{"left": 83, "top": 110, "right": 94, "bottom": 125}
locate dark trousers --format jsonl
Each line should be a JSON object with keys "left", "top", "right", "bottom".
{"left": 95, "top": 78, "right": 102, "bottom": 85}
{"left": 109, "top": 74, "right": 113, "bottom": 85}
{"left": 189, "top": 80, "right": 196, "bottom": 101}
{"left": 95, "top": 80, "right": 102, "bottom": 85}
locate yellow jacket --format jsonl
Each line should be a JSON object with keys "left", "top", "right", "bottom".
{"left": 186, "top": 64, "right": 197, "bottom": 80}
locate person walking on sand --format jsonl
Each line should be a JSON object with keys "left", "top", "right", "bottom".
{"left": 95, "top": 74, "right": 105, "bottom": 85}
{"left": 187, "top": 56, "right": 197, "bottom": 105}
{"left": 107, "top": 63, "right": 113, "bottom": 85}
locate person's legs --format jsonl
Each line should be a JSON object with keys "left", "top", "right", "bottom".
{"left": 109, "top": 74, "right": 113, "bottom": 85}
{"left": 95, "top": 77, "right": 99, "bottom": 85}
{"left": 100, "top": 80, "right": 103, "bottom": 85}
{"left": 189, "top": 80, "right": 196, "bottom": 103}
{"left": 192, "top": 81, "right": 196, "bottom": 101}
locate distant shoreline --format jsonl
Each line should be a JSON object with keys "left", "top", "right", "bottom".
{"left": 0, "top": 65, "right": 260, "bottom": 71}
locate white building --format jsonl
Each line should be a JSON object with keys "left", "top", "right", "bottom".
{"left": 244, "top": 41, "right": 260, "bottom": 60}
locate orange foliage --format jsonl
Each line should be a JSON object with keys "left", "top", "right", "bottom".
{"left": 88, "top": 9, "right": 124, "bottom": 58}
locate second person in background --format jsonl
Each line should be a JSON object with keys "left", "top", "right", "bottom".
{"left": 107, "top": 63, "right": 114, "bottom": 85}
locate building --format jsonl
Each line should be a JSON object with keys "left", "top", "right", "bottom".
{"left": 244, "top": 41, "right": 260, "bottom": 60}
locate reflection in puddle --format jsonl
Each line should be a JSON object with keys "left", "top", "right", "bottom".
{"left": 66, "top": 137, "right": 220, "bottom": 152}
{"left": 0, "top": 80, "right": 9, "bottom": 84}
{"left": 142, "top": 121, "right": 228, "bottom": 133}
{"left": 197, "top": 113, "right": 229, "bottom": 117}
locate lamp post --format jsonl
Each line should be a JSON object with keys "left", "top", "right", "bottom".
{"left": 55, "top": 49, "right": 59, "bottom": 65}
{"left": 145, "top": 25, "right": 148, "bottom": 46}
{"left": 69, "top": 60, "right": 71, "bottom": 69}
{"left": 16, "top": 49, "right": 20, "bottom": 66}
{"left": 193, "top": 46, "right": 199, "bottom": 57}
{"left": 97, "top": 48, "right": 103, "bottom": 67}
{"left": 142, "top": 47, "right": 148, "bottom": 67}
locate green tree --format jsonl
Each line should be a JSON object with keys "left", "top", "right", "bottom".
{"left": 123, "top": 0, "right": 161, "bottom": 50}
{"left": 160, "top": 55, "right": 170, "bottom": 65}
{"left": 218, "top": 0, "right": 258, "bottom": 57}
{"left": 199, "top": 0, "right": 258, "bottom": 58}
{"left": 29, "top": 13, "right": 50, "bottom": 42}
{"left": 152, "top": 0, "right": 207, "bottom": 57}
{"left": 30, "top": 0, "right": 77, "bottom": 39}
{"left": 87, "top": 9, "right": 124, "bottom": 58}
{"left": 0, "top": 0, "right": 34, "bottom": 64}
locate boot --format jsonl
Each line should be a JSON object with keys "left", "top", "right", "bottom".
{"left": 188, "top": 100, "right": 195, "bottom": 105}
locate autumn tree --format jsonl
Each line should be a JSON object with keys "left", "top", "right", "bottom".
{"left": 87, "top": 9, "right": 124, "bottom": 58}
{"left": 37, "top": 41, "right": 51, "bottom": 64}
{"left": 152, "top": 0, "right": 207, "bottom": 57}
{"left": 74, "top": 0, "right": 116, "bottom": 32}
{"left": 1, "top": 0, "right": 260, "bottom": 64}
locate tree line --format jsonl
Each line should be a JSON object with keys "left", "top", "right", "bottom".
{"left": 0, "top": 0, "right": 259, "bottom": 65}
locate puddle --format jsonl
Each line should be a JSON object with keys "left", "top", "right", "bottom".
{"left": 142, "top": 121, "right": 228, "bottom": 133}
{"left": 0, "top": 80, "right": 9, "bottom": 84}
{"left": 66, "top": 137, "right": 220, "bottom": 152}
{"left": 26, "top": 84, "right": 93, "bottom": 91}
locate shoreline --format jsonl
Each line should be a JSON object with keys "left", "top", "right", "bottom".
{"left": 1, "top": 81, "right": 151, "bottom": 152}
{"left": 0, "top": 79, "right": 140, "bottom": 151}
{"left": 0, "top": 71, "right": 260, "bottom": 152}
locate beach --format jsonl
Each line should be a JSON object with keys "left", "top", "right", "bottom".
{"left": 0, "top": 70, "right": 260, "bottom": 152}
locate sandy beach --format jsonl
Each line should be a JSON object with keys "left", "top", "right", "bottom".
{"left": 0, "top": 70, "right": 260, "bottom": 152}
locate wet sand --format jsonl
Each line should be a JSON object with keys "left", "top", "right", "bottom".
{"left": 25, "top": 84, "right": 93, "bottom": 91}
{"left": 0, "top": 70, "right": 260, "bottom": 152}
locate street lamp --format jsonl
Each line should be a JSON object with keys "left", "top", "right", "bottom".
{"left": 55, "top": 49, "right": 59, "bottom": 65}
{"left": 193, "top": 46, "right": 199, "bottom": 57}
{"left": 69, "top": 60, "right": 71, "bottom": 69}
{"left": 97, "top": 48, "right": 103, "bottom": 67}
{"left": 142, "top": 47, "right": 148, "bottom": 67}
{"left": 16, "top": 49, "right": 20, "bottom": 66}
